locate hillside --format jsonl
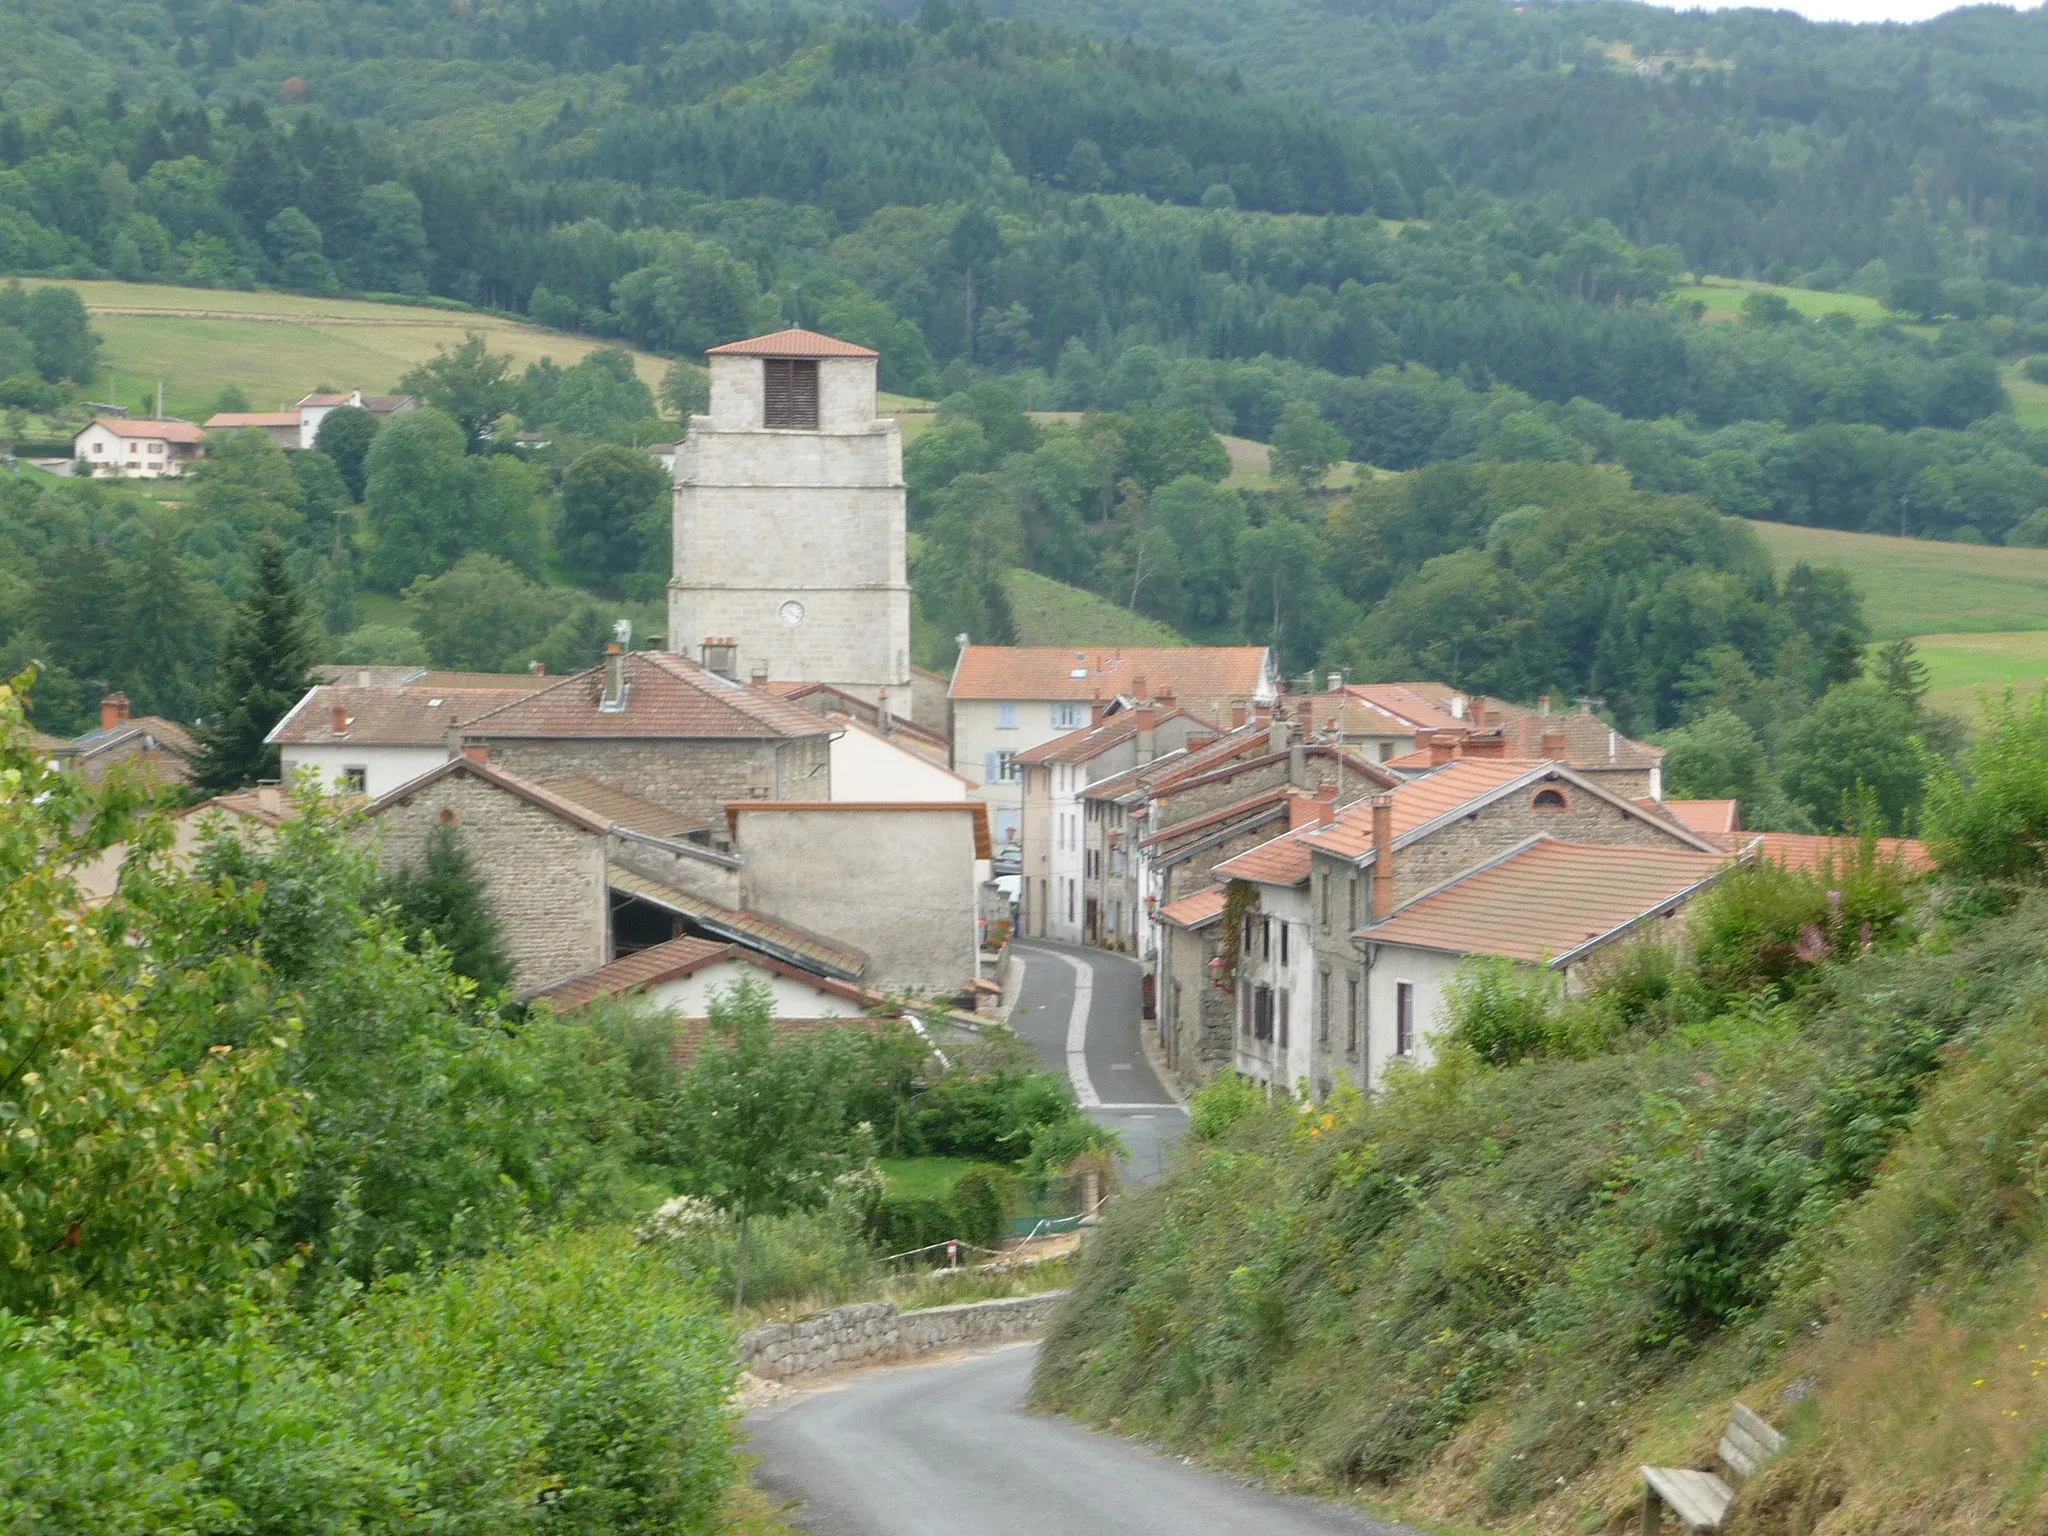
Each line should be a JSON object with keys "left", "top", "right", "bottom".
{"left": 15, "top": 278, "right": 673, "bottom": 425}
{"left": 1743, "top": 519, "right": 2048, "bottom": 640}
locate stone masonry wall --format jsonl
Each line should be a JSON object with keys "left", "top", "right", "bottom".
{"left": 1152, "top": 757, "right": 1289, "bottom": 832}
{"left": 1389, "top": 776, "right": 1697, "bottom": 908}
{"left": 473, "top": 737, "right": 831, "bottom": 831}
{"left": 368, "top": 773, "right": 608, "bottom": 992}
{"left": 736, "top": 1293, "right": 1065, "bottom": 1381}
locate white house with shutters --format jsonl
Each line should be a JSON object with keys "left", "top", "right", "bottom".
{"left": 72, "top": 417, "right": 208, "bottom": 478}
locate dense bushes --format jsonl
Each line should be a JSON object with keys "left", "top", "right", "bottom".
{"left": 1, "top": 1232, "right": 737, "bottom": 1536}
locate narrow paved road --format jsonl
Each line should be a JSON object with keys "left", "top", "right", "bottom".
{"left": 1006, "top": 940, "right": 1187, "bottom": 1186}
{"left": 748, "top": 1344, "right": 1411, "bottom": 1536}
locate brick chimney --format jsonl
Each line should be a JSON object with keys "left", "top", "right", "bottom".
{"left": 1091, "top": 693, "right": 1105, "bottom": 725}
{"left": 600, "top": 643, "right": 627, "bottom": 712}
{"left": 1300, "top": 699, "right": 1315, "bottom": 737}
{"left": 99, "top": 692, "right": 130, "bottom": 733}
{"left": 1132, "top": 673, "right": 1149, "bottom": 702}
{"left": 1426, "top": 730, "right": 1457, "bottom": 767}
{"left": 1370, "top": 794, "right": 1395, "bottom": 921}
{"left": 528, "top": 660, "right": 546, "bottom": 676}
{"left": 1459, "top": 730, "right": 1506, "bottom": 760}
{"left": 1156, "top": 685, "right": 1177, "bottom": 711}
{"left": 1288, "top": 787, "right": 1334, "bottom": 832}
{"left": 331, "top": 704, "right": 350, "bottom": 735}
{"left": 1231, "top": 701, "right": 1247, "bottom": 730}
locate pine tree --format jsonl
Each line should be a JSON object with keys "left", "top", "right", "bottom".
{"left": 190, "top": 536, "right": 318, "bottom": 796}
{"left": 378, "top": 823, "right": 512, "bottom": 993}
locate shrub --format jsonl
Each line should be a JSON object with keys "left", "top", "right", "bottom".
{"left": 1441, "top": 957, "right": 1563, "bottom": 1066}
{"left": 1186, "top": 1068, "right": 1267, "bottom": 1139}
{"left": 0, "top": 1231, "right": 737, "bottom": 1535}
{"left": 643, "top": 1196, "right": 882, "bottom": 1306}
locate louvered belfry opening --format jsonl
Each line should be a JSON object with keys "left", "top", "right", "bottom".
{"left": 762, "top": 357, "right": 820, "bottom": 428}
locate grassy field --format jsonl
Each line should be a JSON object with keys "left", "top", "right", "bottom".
{"left": 1911, "top": 631, "right": 2048, "bottom": 719}
{"left": 1742, "top": 518, "right": 2048, "bottom": 638}
{"left": 1004, "top": 568, "right": 1185, "bottom": 648}
{"left": 11, "top": 277, "right": 676, "bottom": 423}
{"left": 1681, "top": 276, "right": 1890, "bottom": 326}
{"left": 2001, "top": 357, "right": 2048, "bottom": 430}
{"left": 876, "top": 1156, "right": 994, "bottom": 1201}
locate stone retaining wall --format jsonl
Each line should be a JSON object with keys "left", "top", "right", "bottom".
{"left": 737, "top": 1292, "right": 1065, "bottom": 1381}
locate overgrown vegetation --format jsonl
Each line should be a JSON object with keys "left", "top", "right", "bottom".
{"left": 1034, "top": 699, "right": 2048, "bottom": 1532}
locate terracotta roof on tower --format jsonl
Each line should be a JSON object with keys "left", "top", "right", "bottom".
{"left": 949, "top": 645, "right": 1271, "bottom": 703}
{"left": 461, "top": 652, "right": 829, "bottom": 740}
{"left": 706, "top": 328, "right": 878, "bottom": 358}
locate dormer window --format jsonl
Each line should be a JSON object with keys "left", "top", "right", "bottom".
{"left": 763, "top": 359, "right": 819, "bottom": 428}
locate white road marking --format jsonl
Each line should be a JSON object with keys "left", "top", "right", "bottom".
{"left": 1058, "top": 950, "right": 1101, "bottom": 1107}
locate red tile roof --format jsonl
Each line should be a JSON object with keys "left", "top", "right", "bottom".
{"left": 1660, "top": 798, "right": 1741, "bottom": 837}
{"left": 462, "top": 652, "right": 828, "bottom": 740}
{"left": 1158, "top": 887, "right": 1229, "bottom": 929}
{"left": 1362, "top": 838, "right": 1732, "bottom": 966}
{"left": 1299, "top": 759, "right": 1547, "bottom": 860}
{"left": 725, "top": 800, "right": 993, "bottom": 859}
{"left": 950, "top": 646, "right": 1271, "bottom": 704}
{"left": 1745, "top": 832, "right": 1933, "bottom": 876}
{"left": 81, "top": 416, "right": 206, "bottom": 443}
{"left": 705, "top": 328, "right": 878, "bottom": 358}
{"left": 1318, "top": 683, "right": 1474, "bottom": 733}
{"left": 204, "top": 411, "right": 300, "bottom": 429}
{"left": 299, "top": 392, "right": 356, "bottom": 407}
{"left": 269, "top": 680, "right": 549, "bottom": 747}
{"left": 527, "top": 935, "right": 875, "bottom": 1012}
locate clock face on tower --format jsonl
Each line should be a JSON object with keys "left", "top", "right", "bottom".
{"left": 778, "top": 600, "right": 806, "bottom": 626}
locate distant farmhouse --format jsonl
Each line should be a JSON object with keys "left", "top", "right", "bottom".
{"left": 70, "top": 388, "right": 416, "bottom": 477}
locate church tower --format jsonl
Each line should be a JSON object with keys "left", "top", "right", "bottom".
{"left": 667, "top": 329, "right": 910, "bottom": 710}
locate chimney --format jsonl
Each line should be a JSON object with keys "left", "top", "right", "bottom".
{"left": 255, "top": 781, "right": 283, "bottom": 817}
{"left": 100, "top": 692, "right": 130, "bottom": 733}
{"left": 1091, "top": 694, "right": 1105, "bottom": 726}
{"left": 1300, "top": 699, "right": 1314, "bottom": 737}
{"left": 330, "top": 704, "right": 350, "bottom": 735}
{"left": 878, "top": 685, "right": 894, "bottom": 737}
{"left": 463, "top": 743, "right": 489, "bottom": 764}
{"left": 1156, "top": 685, "right": 1177, "bottom": 711}
{"left": 1578, "top": 697, "right": 1596, "bottom": 716}
{"left": 1134, "top": 703, "right": 1158, "bottom": 763}
{"left": 1231, "top": 701, "right": 1247, "bottom": 730}
{"left": 528, "top": 660, "right": 546, "bottom": 676}
{"left": 1288, "top": 788, "right": 1325, "bottom": 832}
{"left": 1313, "top": 778, "right": 1339, "bottom": 825}
{"left": 1427, "top": 730, "right": 1456, "bottom": 767}
{"left": 1186, "top": 731, "right": 1215, "bottom": 752}
{"left": 1327, "top": 671, "right": 1343, "bottom": 692}
{"left": 1460, "top": 731, "right": 1506, "bottom": 760}
{"left": 1538, "top": 692, "right": 1551, "bottom": 717}
{"left": 1370, "top": 794, "right": 1395, "bottom": 921}
{"left": 1542, "top": 729, "right": 1566, "bottom": 758}
{"left": 1288, "top": 734, "right": 1308, "bottom": 787}
{"left": 1133, "top": 674, "right": 1149, "bottom": 702}
{"left": 750, "top": 661, "right": 770, "bottom": 686}
{"left": 1450, "top": 693, "right": 1467, "bottom": 721}
{"left": 601, "top": 643, "right": 627, "bottom": 712}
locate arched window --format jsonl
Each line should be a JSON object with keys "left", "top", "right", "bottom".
{"left": 1531, "top": 787, "right": 1569, "bottom": 812}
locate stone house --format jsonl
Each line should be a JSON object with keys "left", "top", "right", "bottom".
{"left": 269, "top": 670, "right": 551, "bottom": 796}
{"left": 49, "top": 692, "right": 196, "bottom": 788}
{"left": 459, "top": 646, "right": 833, "bottom": 836}
{"left": 528, "top": 935, "right": 880, "bottom": 1020}
{"left": 1384, "top": 704, "right": 1665, "bottom": 801}
{"left": 947, "top": 646, "right": 1278, "bottom": 855}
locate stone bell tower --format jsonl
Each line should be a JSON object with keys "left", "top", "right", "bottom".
{"left": 667, "top": 328, "right": 910, "bottom": 712}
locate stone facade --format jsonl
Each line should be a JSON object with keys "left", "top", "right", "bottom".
{"left": 1159, "top": 918, "right": 1235, "bottom": 1082}
{"left": 471, "top": 737, "right": 830, "bottom": 833}
{"left": 366, "top": 769, "right": 609, "bottom": 992}
{"left": 669, "top": 349, "right": 910, "bottom": 706}
{"left": 736, "top": 1293, "right": 1065, "bottom": 1381}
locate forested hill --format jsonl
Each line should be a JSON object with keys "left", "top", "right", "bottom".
{"left": 968, "top": 0, "right": 2048, "bottom": 289}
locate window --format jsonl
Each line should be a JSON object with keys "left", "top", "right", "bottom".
{"left": 1319, "top": 872, "right": 1330, "bottom": 927}
{"left": 1346, "top": 977, "right": 1360, "bottom": 1055}
{"left": 1249, "top": 984, "right": 1274, "bottom": 1042}
{"left": 1279, "top": 922, "right": 1288, "bottom": 966}
{"left": 340, "top": 766, "right": 367, "bottom": 793}
{"left": 997, "top": 702, "right": 1018, "bottom": 729}
{"left": 1051, "top": 702, "right": 1085, "bottom": 729}
{"left": 1261, "top": 917, "right": 1271, "bottom": 959}
{"left": 1277, "top": 989, "right": 1289, "bottom": 1048}
{"left": 1067, "top": 880, "right": 1075, "bottom": 923}
{"left": 1317, "top": 970, "right": 1331, "bottom": 1045}
{"left": 1347, "top": 875, "right": 1358, "bottom": 929}
{"left": 762, "top": 358, "right": 819, "bottom": 428}
{"left": 984, "top": 750, "right": 1019, "bottom": 783}
{"left": 1531, "top": 787, "right": 1569, "bottom": 812}
{"left": 1396, "top": 981, "right": 1415, "bottom": 1056}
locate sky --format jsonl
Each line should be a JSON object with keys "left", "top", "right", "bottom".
{"left": 1641, "top": 0, "right": 2038, "bottom": 20}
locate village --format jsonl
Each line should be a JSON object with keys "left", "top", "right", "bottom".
{"left": 38, "top": 325, "right": 1926, "bottom": 1111}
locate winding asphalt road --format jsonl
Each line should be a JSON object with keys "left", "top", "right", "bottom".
{"left": 1004, "top": 939, "right": 1187, "bottom": 1187}
{"left": 748, "top": 1343, "right": 1410, "bottom": 1536}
